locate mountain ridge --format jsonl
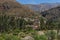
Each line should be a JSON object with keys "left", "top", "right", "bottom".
{"left": 24, "top": 3, "right": 60, "bottom": 12}
{"left": 0, "top": 0, "right": 37, "bottom": 17}
{"left": 41, "top": 6, "right": 60, "bottom": 21}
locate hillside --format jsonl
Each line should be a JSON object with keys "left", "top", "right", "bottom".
{"left": 0, "top": 0, "right": 16, "bottom": 2}
{"left": 24, "top": 3, "right": 60, "bottom": 12}
{"left": 41, "top": 6, "right": 60, "bottom": 21}
{"left": 0, "top": 1, "right": 59, "bottom": 40}
{"left": 0, "top": 0, "right": 37, "bottom": 17}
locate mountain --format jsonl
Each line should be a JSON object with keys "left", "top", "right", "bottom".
{"left": 41, "top": 6, "right": 60, "bottom": 21}
{"left": 24, "top": 3, "right": 60, "bottom": 12}
{"left": 0, "top": 0, "right": 37, "bottom": 17}
{"left": 0, "top": 0, "right": 16, "bottom": 2}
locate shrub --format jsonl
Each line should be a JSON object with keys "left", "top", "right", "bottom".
{"left": 32, "top": 31, "right": 47, "bottom": 40}
{"left": 45, "top": 30, "right": 56, "bottom": 40}
{"left": 0, "top": 33, "right": 21, "bottom": 40}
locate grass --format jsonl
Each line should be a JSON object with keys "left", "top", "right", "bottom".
{"left": 0, "top": 30, "right": 58, "bottom": 40}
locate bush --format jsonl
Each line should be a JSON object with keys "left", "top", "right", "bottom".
{"left": 0, "top": 33, "right": 21, "bottom": 40}
{"left": 32, "top": 32, "right": 47, "bottom": 40}
{"left": 0, "top": 37, "right": 5, "bottom": 40}
{"left": 45, "top": 30, "right": 56, "bottom": 40}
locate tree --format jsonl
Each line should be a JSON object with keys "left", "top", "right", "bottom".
{"left": 39, "top": 17, "right": 47, "bottom": 30}
{"left": 46, "top": 30, "right": 56, "bottom": 40}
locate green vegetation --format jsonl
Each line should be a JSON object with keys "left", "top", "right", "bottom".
{"left": 0, "top": 13, "right": 59, "bottom": 40}
{"left": 0, "top": 0, "right": 60, "bottom": 40}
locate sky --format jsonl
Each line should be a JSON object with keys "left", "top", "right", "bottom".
{"left": 16, "top": 0, "right": 60, "bottom": 4}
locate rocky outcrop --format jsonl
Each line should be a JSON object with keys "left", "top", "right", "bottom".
{"left": 0, "top": 0, "right": 16, "bottom": 2}
{"left": 21, "top": 36, "right": 34, "bottom": 40}
{"left": 0, "top": 0, "right": 36, "bottom": 17}
{"left": 41, "top": 6, "right": 60, "bottom": 21}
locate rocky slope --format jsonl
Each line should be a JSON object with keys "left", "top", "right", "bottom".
{"left": 0, "top": 0, "right": 37, "bottom": 17}
{"left": 24, "top": 3, "right": 60, "bottom": 12}
{"left": 41, "top": 6, "right": 60, "bottom": 21}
